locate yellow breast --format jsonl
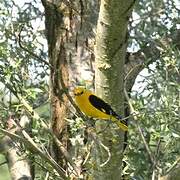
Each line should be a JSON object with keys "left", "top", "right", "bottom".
{"left": 75, "top": 92, "right": 112, "bottom": 120}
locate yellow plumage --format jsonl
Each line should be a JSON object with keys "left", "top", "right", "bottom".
{"left": 73, "top": 87, "right": 128, "bottom": 131}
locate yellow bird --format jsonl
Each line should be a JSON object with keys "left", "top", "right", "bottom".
{"left": 73, "top": 87, "right": 128, "bottom": 131}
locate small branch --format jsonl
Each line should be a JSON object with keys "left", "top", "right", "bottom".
{"left": 155, "top": 138, "right": 161, "bottom": 159}
{"left": 86, "top": 128, "right": 111, "bottom": 167}
{"left": 99, "top": 141, "right": 111, "bottom": 167}
{"left": 33, "top": 159, "right": 57, "bottom": 177}
{"left": 49, "top": 129, "right": 80, "bottom": 176}
{"left": 82, "top": 141, "right": 94, "bottom": 166}
{"left": 123, "top": 87, "right": 155, "bottom": 165}
{"left": 152, "top": 170, "right": 156, "bottom": 180}
{"left": 124, "top": 64, "right": 144, "bottom": 82}
{"left": 0, "top": 127, "right": 67, "bottom": 180}
{"left": 17, "top": 26, "right": 52, "bottom": 68}
{"left": 0, "top": 161, "right": 7, "bottom": 166}
{"left": 5, "top": 88, "right": 79, "bottom": 177}
{"left": 124, "top": 62, "right": 156, "bottom": 164}
{"left": 17, "top": 94, "right": 48, "bottom": 129}
{"left": 45, "top": 172, "right": 49, "bottom": 180}
{"left": 165, "top": 157, "right": 180, "bottom": 176}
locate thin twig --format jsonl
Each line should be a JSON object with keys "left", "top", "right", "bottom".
{"left": 33, "top": 159, "right": 58, "bottom": 178}
{"left": 87, "top": 128, "right": 111, "bottom": 167}
{"left": 20, "top": 101, "right": 80, "bottom": 176}
{"left": 152, "top": 170, "right": 156, "bottom": 180}
{"left": 124, "top": 64, "right": 144, "bottom": 82}
{"left": 0, "top": 127, "right": 67, "bottom": 180}
{"left": 124, "top": 87, "right": 155, "bottom": 165}
{"left": 82, "top": 141, "right": 94, "bottom": 166}
{"left": 49, "top": 129, "right": 80, "bottom": 176}
{"left": 0, "top": 161, "right": 7, "bottom": 166}
{"left": 45, "top": 172, "right": 49, "bottom": 180}
{"left": 124, "top": 61, "right": 156, "bottom": 165}
{"left": 99, "top": 141, "right": 111, "bottom": 167}
{"left": 165, "top": 157, "right": 180, "bottom": 176}
{"left": 17, "top": 26, "right": 51, "bottom": 68}
{"left": 17, "top": 94, "right": 48, "bottom": 129}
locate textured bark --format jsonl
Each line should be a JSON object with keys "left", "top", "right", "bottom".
{"left": 93, "top": 0, "right": 135, "bottom": 179}
{"left": 42, "top": 0, "right": 69, "bottom": 166}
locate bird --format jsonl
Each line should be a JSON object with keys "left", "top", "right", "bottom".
{"left": 73, "top": 87, "right": 128, "bottom": 131}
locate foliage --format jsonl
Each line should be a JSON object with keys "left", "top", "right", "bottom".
{"left": 0, "top": 0, "right": 179, "bottom": 179}
{"left": 125, "top": 50, "right": 180, "bottom": 179}
{"left": 0, "top": 0, "right": 51, "bottom": 178}
{"left": 124, "top": 0, "right": 180, "bottom": 178}
{"left": 0, "top": 0, "right": 49, "bottom": 117}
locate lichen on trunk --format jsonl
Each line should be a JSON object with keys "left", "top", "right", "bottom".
{"left": 92, "top": 0, "right": 134, "bottom": 179}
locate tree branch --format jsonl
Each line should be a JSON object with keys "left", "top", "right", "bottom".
{"left": 125, "top": 28, "right": 180, "bottom": 91}
{"left": 17, "top": 25, "right": 51, "bottom": 68}
{"left": 0, "top": 82, "right": 80, "bottom": 178}
{"left": 18, "top": 97, "right": 80, "bottom": 177}
{"left": 123, "top": 86, "right": 155, "bottom": 165}
{"left": 49, "top": 129, "right": 80, "bottom": 176}
{"left": 165, "top": 157, "right": 180, "bottom": 176}
{"left": 0, "top": 126, "right": 67, "bottom": 179}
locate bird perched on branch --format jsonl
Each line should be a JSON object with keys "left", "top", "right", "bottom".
{"left": 73, "top": 87, "right": 128, "bottom": 131}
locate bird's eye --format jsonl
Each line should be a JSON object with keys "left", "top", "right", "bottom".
{"left": 79, "top": 90, "right": 84, "bottom": 95}
{"left": 74, "top": 89, "right": 84, "bottom": 96}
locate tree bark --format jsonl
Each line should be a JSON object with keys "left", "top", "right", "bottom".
{"left": 93, "top": 0, "right": 135, "bottom": 179}
{"left": 41, "top": 0, "right": 69, "bottom": 167}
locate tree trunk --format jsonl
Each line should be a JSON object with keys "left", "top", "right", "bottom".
{"left": 93, "top": 0, "right": 134, "bottom": 179}
{"left": 41, "top": 0, "right": 69, "bottom": 167}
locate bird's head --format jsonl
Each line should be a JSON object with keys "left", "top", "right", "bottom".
{"left": 73, "top": 87, "right": 85, "bottom": 96}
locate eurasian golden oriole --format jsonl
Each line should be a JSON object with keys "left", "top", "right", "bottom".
{"left": 73, "top": 87, "right": 128, "bottom": 131}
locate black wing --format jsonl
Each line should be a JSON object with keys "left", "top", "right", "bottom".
{"left": 88, "top": 94, "right": 122, "bottom": 119}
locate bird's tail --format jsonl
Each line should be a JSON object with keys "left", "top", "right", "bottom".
{"left": 115, "top": 120, "right": 128, "bottom": 131}
{"left": 111, "top": 116, "right": 128, "bottom": 131}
